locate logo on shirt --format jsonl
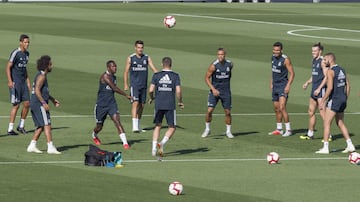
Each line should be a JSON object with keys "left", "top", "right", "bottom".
{"left": 159, "top": 74, "right": 172, "bottom": 84}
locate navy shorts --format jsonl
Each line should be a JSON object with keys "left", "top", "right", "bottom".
{"left": 31, "top": 104, "right": 51, "bottom": 127}
{"left": 311, "top": 87, "right": 326, "bottom": 100}
{"left": 10, "top": 82, "right": 30, "bottom": 105}
{"left": 207, "top": 91, "right": 232, "bottom": 109}
{"left": 130, "top": 86, "right": 147, "bottom": 104}
{"left": 272, "top": 85, "right": 288, "bottom": 102}
{"left": 327, "top": 99, "right": 347, "bottom": 113}
{"left": 153, "top": 109, "right": 176, "bottom": 127}
{"left": 94, "top": 104, "right": 119, "bottom": 124}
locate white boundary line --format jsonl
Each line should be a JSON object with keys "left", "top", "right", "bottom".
{"left": 173, "top": 13, "right": 360, "bottom": 42}
{"left": 0, "top": 157, "right": 348, "bottom": 165}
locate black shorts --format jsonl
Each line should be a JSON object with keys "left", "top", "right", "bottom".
{"left": 327, "top": 99, "right": 347, "bottom": 113}
{"left": 310, "top": 87, "right": 325, "bottom": 100}
{"left": 94, "top": 104, "right": 119, "bottom": 124}
{"left": 153, "top": 109, "right": 176, "bottom": 127}
{"left": 272, "top": 85, "right": 288, "bottom": 102}
{"left": 207, "top": 91, "right": 232, "bottom": 109}
{"left": 9, "top": 82, "right": 30, "bottom": 105}
{"left": 31, "top": 104, "right": 51, "bottom": 127}
{"left": 130, "top": 86, "right": 147, "bottom": 104}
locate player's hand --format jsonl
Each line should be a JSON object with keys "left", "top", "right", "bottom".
{"left": 313, "top": 89, "right": 320, "bottom": 96}
{"left": 53, "top": 99, "right": 60, "bottom": 107}
{"left": 302, "top": 82, "right": 308, "bottom": 90}
{"left": 127, "top": 95, "right": 133, "bottom": 102}
{"left": 212, "top": 89, "right": 220, "bottom": 97}
{"left": 284, "top": 85, "right": 290, "bottom": 94}
{"left": 178, "top": 102, "right": 184, "bottom": 109}
{"left": 148, "top": 98, "right": 153, "bottom": 104}
{"left": 8, "top": 81, "right": 14, "bottom": 88}
{"left": 124, "top": 85, "right": 129, "bottom": 91}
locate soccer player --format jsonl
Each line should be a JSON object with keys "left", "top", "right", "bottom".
{"left": 268, "top": 42, "right": 295, "bottom": 137}
{"left": 300, "top": 42, "right": 331, "bottom": 140}
{"left": 124, "top": 40, "right": 158, "bottom": 133}
{"left": 316, "top": 53, "right": 355, "bottom": 154}
{"left": 92, "top": 60, "right": 132, "bottom": 150}
{"left": 148, "top": 57, "right": 183, "bottom": 159}
{"left": 26, "top": 55, "right": 61, "bottom": 154}
{"left": 201, "top": 48, "right": 234, "bottom": 139}
{"left": 5, "top": 34, "right": 31, "bottom": 135}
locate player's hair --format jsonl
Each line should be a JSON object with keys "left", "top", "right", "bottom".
{"left": 217, "top": 47, "right": 226, "bottom": 54}
{"left": 273, "top": 42, "right": 283, "bottom": 49}
{"left": 162, "top": 57, "right": 172, "bottom": 67}
{"left": 106, "top": 60, "right": 116, "bottom": 67}
{"left": 19, "top": 34, "right": 29, "bottom": 42}
{"left": 37, "top": 55, "right": 51, "bottom": 71}
{"left": 135, "top": 40, "right": 144, "bottom": 46}
{"left": 324, "top": 52, "right": 336, "bottom": 61}
{"left": 313, "top": 42, "right": 324, "bottom": 51}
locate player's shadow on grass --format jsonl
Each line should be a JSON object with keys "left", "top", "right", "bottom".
{"left": 212, "top": 131, "right": 259, "bottom": 139}
{"left": 105, "top": 139, "right": 147, "bottom": 147}
{"left": 290, "top": 128, "right": 308, "bottom": 136}
{"left": 165, "top": 147, "right": 210, "bottom": 156}
{"left": 141, "top": 125, "right": 185, "bottom": 131}
{"left": 0, "top": 126, "right": 70, "bottom": 138}
{"left": 57, "top": 143, "right": 90, "bottom": 152}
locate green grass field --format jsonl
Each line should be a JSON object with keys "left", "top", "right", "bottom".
{"left": 0, "top": 2, "right": 360, "bottom": 202}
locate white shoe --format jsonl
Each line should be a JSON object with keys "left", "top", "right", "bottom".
{"left": 315, "top": 148, "right": 329, "bottom": 154}
{"left": 226, "top": 131, "right": 234, "bottom": 139}
{"left": 27, "top": 145, "right": 43, "bottom": 153}
{"left": 282, "top": 130, "right": 292, "bottom": 137}
{"left": 201, "top": 130, "right": 210, "bottom": 138}
{"left": 342, "top": 145, "right": 355, "bottom": 153}
{"left": 152, "top": 149, "right": 156, "bottom": 157}
{"left": 47, "top": 146, "right": 61, "bottom": 154}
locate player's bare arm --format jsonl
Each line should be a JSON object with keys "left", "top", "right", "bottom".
{"left": 148, "top": 83, "right": 155, "bottom": 104}
{"left": 303, "top": 77, "right": 312, "bottom": 90}
{"left": 6, "top": 61, "right": 14, "bottom": 88}
{"left": 320, "top": 69, "right": 334, "bottom": 108}
{"left": 284, "top": 57, "right": 295, "bottom": 94}
{"left": 34, "top": 74, "right": 50, "bottom": 111}
{"left": 346, "top": 78, "right": 350, "bottom": 97}
{"left": 123, "top": 57, "right": 131, "bottom": 91}
{"left": 176, "top": 85, "right": 184, "bottom": 109}
{"left": 148, "top": 56, "right": 158, "bottom": 73}
{"left": 205, "top": 64, "right": 219, "bottom": 96}
{"left": 314, "top": 63, "right": 329, "bottom": 96}
{"left": 103, "top": 73, "right": 131, "bottom": 100}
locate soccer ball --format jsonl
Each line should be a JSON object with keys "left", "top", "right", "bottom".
{"left": 164, "top": 15, "right": 176, "bottom": 28}
{"left": 168, "top": 181, "right": 183, "bottom": 196}
{"left": 348, "top": 152, "right": 360, "bottom": 165}
{"left": 267, "top": 152, "right": 280, "bottom": 164}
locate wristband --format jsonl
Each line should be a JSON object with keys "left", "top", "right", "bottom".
{"left": 41, "top": 101, "right": 47, "bottom": 105}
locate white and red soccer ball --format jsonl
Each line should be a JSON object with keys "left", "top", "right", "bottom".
{"left": 168, "top": 181, "right": 183, "bottom": 196}
{"left": 267, "top": 152, "right": 280, "bottom": 164}
{"left": 348, "top": 152, "right": 360, "bottom": 165}
{"left": 164, "top": 15, "right": 176, "bottom": 28}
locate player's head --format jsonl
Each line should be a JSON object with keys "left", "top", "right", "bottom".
{"left": 217, "top": 48, "right": 226, "bottom": 63}
{"left": 162, "top": 57, "right": 172, "bottom": 69}
{"left": 19, "top": 34, "right": 30, "bottom": 51}
{"left": 272, "top": 42, "right": 283, "bottom": 57}
{"left": 106, "top": 60, "right": 117, "bottom": 74}
{"left": 323, "top": 52, "right": 336, "bottom": 67}
{"left": 134, "top": 40, "right": 144, "bottom": 55}
{"left": 37, "top": 55, "right": 52, "bottom": 72}
{"left": 312, "top": 42, "right": 324, "bottom": 59}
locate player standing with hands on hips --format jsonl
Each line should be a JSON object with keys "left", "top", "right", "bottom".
{"left": 201, "top": 48, "right": 234, "bottom": 139}
{"left": 26, "top": 55, "right": 61, "bottom": 154}
{"left": 148, "top": 57, "right": 183, "bottom": 159}
{"left": 316, "top": 53, "right": 355, "bottom": 154}
{"left": 268, "top": 42, "right": 295, "bottom": 137}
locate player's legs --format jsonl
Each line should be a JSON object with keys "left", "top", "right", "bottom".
{"left": 316, "top": 108, "right": 335, "bottom": 154}
{"left": 202, "top": 107, "right": 215, "bottom": 137}
{"left": 279, "top": 95, "right": 292, "bottom": 137}
{"left": 43, "top": 124, "right": 61, "bottom": 154}
{"left": 111, "top": 112, "right": 129, "bottom": 149}
{"left": 8, "top": 104, "right": 20, "bottom": 135}
{"left": 152, "top": 110, "right": 164, "bottom": 156}
{"left": 301, "top": 98, "right": 317, "bottom": 139}
{"left": 220, "top": 94, "right": 233, "bottom": 138}
{"left": 17, "top": 86, "right": 30, "bottom": 133}
{"left": 335, "top": 112, "right": 355, "bottom": 153}
{"left": 130, "top": 86, "right": 144, "bottom": 132}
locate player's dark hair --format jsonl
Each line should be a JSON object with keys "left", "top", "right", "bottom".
{"left": 37, "top": 55, "right": 51, "bottom": 71}
{"left": 273, "top": 42, "right": 283, "bottom": 49}
{"left": 324, "top": 52, "right": 336, "bottom": 61}
{"left": 162, "top": 57, "right": 172, "bottom": 67}
{"left": 19, "top": 34, "right": 29, "bottom": 42}
{"left": 135, "top": 40, "right": 144, "bottom": 46}
{"left": 218, "top": 47, "right": 226, "bottom": 54}
{"left": 106, "top": 60, "right": 116, "bottom": 67}
{"left": 313, "top": 42, "right": 324, "bottom": 51}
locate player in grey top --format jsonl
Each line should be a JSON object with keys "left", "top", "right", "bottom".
{"left": 124, "top": 40, "right": 158, "bottom": 133}
{"left": 201, "top": 48, "right": 234, "bottom": 139}
{"left": 316, "top": 53, "right": 355, "bottom": 154}
{"left": 148, "top": 57, "right": 183, "bottom": 160}
{"left": 268, "top": 42, "right": 295, "bottom": 137}
{"left": 92, "top": 60, "right": 132, "bottom": 150}
{"left": 301, "top": 42, "right": 331, "bottom": 140}
{"left": 5, "top": 34, "right": 31, "bottom": 135}
{"left": 26, "top": 55, "right": 61, "bottom": 154}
